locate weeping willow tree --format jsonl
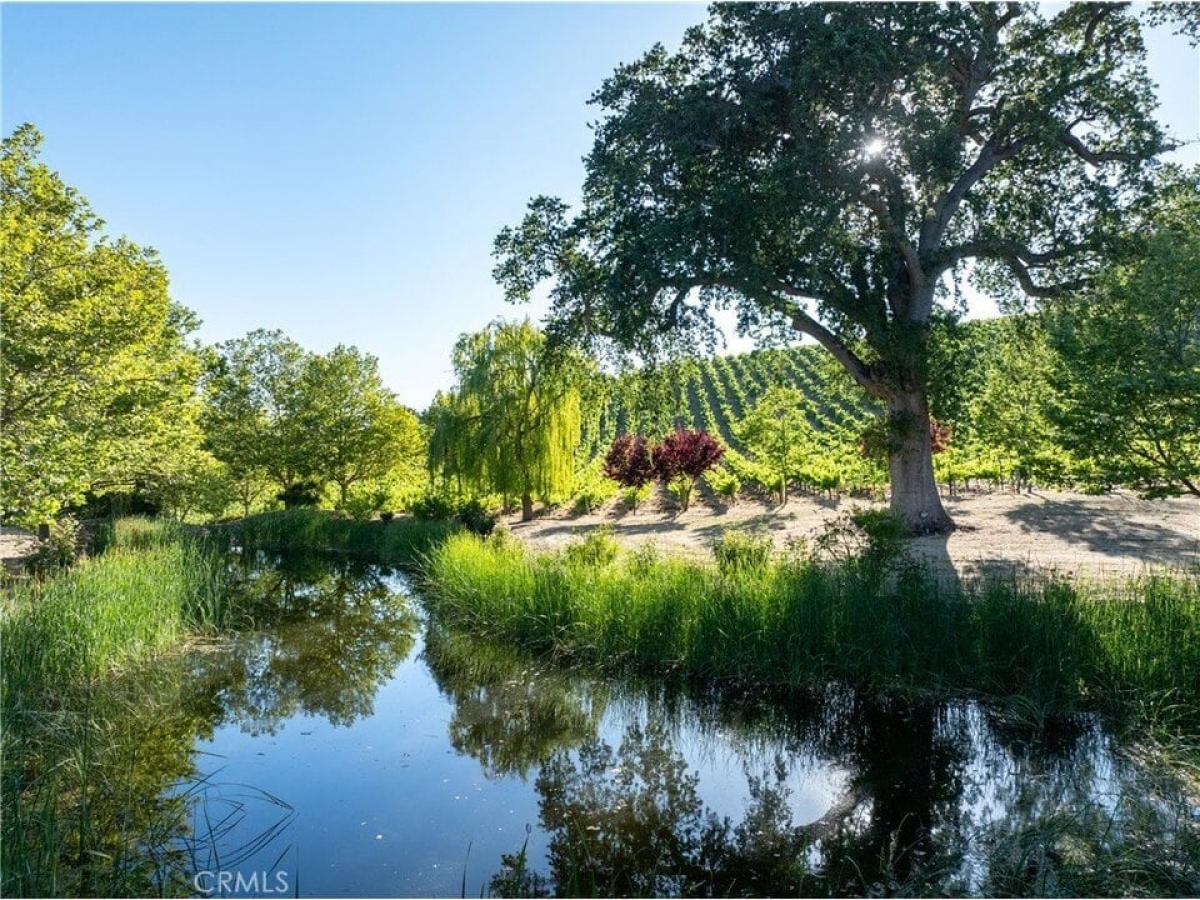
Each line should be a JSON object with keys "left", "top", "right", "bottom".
{"left": 428, "top": 320, "right": 585, "bottom": 520}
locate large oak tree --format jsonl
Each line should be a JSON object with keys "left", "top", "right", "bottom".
{"left": 494, "top": 2, "right": 1172, "bottom": 532}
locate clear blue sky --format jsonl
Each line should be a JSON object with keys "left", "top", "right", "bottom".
{"left": 3, "top": 3, "right": 1197, "bottom": 409}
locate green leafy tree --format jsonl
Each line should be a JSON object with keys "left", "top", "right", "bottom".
{"left": 494, "top": 4, "right": 1171, "bottom": 533}
{"left": 300, "top": 345, "right": 424, "bottom": 508}
{"left": 1048, "top": 170, "right": 1200, "bottom": 497}
{"left": 1, "top": 124, "right": 206, "bottom": 525}
{"left": 201, "top": 330, "right": 311, "bottom": 508}
{"left": 736, "top": 387, "right": 813, "bottom": 505}
{"left": 965, "top": 318, "right": 1068, "bottom": 489}
{"left": 429, "top": 320, "right": 584, "bottom": 520}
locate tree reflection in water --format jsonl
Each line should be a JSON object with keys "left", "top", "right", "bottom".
{"left": 444, "top": 642, "right": 1200, "bottom": 898}
{"left": 9, "top": 552, "right": 1196, "bottom": 898}
{"left": 4, "top": 553, "right": 418, "bottom": 896}
{"left": 186, "top": 553, "right": 418, "bottom": 733}
{"left": 423, "top": 627, "right": 601, "bottom": 778}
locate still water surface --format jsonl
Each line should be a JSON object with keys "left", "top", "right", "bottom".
{"left": 137, "top": 554, "right": 1195, "bottom": 896}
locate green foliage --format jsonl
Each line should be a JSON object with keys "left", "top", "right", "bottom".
{"left": 621, "top": 483, "right": 654, "bottom": 511}
{"left": 562, "top": 528, "right": 620, "bottom": 568}
{"left": 426, "top": 533, "right": 1200, "bottom": 731}
{"left": 735, "top": 387, "right": 813, "bottom": 504}
{"left": 342, "top": 484, "right": 391, "bottom": 521}
{"left": 299, "top": 345, "right": 424, "bottom": 508}
{"left": 100, "top": 515, "right": 187, "bottom": 551}
{"left": 712, "top": 530, "right": 772, "bottom": 575}
{"left": 571, "top": 459, "right": 618, "bottom": 514}
{"left": 1, "top": 531, "right": 230, "bottom": 708}
{"left": 411, "top": 493, "right": 456, "bottom": 521}
{"left": 1, "top": 125, "right": 209, "bottom": 525}
{"left": 211, "top": 509, "right": 456, "bottom": 566}
{"left": 201, "top": 329, "right": 309, "bottom": 504}
{"left": 142, "top": 455, "right": 239, "bottom": 522}
{"left": 456, "top": 498, "right": 498, "bottom": 537}
{"left": 495, "top": 4, "right": 1169, "bottom": 530}
{"left": 428, "top": 321, "right": 586, "bottom": 519}
{"left": 703, "top": 467, "right": 741, "bottom": 505}
{"left": 965, "top": 319, "right": 1073, "bottom": 487}
{"left": 1048, "top": 169, "right": 1200, "bottom": 498}
{"left": 277, "top": 480, "right": 322, "bottom": 509}
{"left": 203, "top": 332, "right": 424, "bottom": 515}
{"left": 23, "top": 517, "right": 81, "bottom": 575}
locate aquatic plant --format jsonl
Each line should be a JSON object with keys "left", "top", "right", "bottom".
{"left": 424, "top": 532, "right": 1200, "bottom": 733}
{"left": 2, "top": 538, "right": 230, "bottom": 711}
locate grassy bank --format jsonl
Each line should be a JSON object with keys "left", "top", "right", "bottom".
{"left": 424, "top": 532, "right": 1200, "bottom": 731}
{"left": 1, "top": 519, "right": 230, "bottom": 714}
{"left": 211, "top": 508, "right": 458, "bottom": 567}
{"left": 1, "top": 518, "right": 237, "bottom": 896}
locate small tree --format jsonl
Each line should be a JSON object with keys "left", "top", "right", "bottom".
{"left": 651, "top": 429, "right": 723, "bottom": 512}
{"left": 427, "top": 321, "right": 586, "bottom": 520}
{"left": 603, "top": 434, "right": 655, "bottom": 488}
{"left": 735, "top": 387, "right": 813, "bottom": 505}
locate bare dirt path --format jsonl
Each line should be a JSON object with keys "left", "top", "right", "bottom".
{"left": 505, "top": 488, "right": 1200, "bottom": 578}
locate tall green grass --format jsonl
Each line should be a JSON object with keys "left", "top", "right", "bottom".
{"left": 1, "top": 519, "right": 237, "bottom": 896}
{"left": 424, "top": 533, "right": 1200, "bottom": 730}
{"left": 212, "top": 508, "right": 457, "bottom": 566}
{"left": 1, "top": 537, "right": 229, "bottom": 714}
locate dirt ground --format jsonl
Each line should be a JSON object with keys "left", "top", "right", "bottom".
{"left": 3, "top": 491, "right": 1194, "bottom": 579}
{"left": 1, "top": 525, "right": 37, "bottom": 574}
{"left": 505, "top": 488, "right": 1200, "bottom": 578}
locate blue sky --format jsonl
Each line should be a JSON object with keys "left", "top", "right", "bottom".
{"left": 3, "top": 3, "right": 1197, "bottom": 409}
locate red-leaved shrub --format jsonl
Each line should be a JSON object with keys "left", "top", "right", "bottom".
{"left": 652, "top": 429, "right": 724, "bottom": 511}
{"left": 603, "top": 434, "right": 656, "bottom": 488}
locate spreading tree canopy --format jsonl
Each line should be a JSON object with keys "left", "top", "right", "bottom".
{"left": 300, "top": 345, "right": 422, "bottom": 508}
{"left": 494, "top": 2, "right": 1174, "bottom": 532}
{"left": 1, "top": 125, "right": 207, "bottom": 525}
{"left": 203, "top": 332, "right": 423, "bottom": 512}
{"left": 202, "top": 330, "right": 311, "bottom": 505}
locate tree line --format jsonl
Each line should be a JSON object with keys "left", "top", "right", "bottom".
{"left": 4, "top": 0, "right": 1199, "bottom": 534}
{"left": 1, "top": 126, "right": 425, "bottom": 526}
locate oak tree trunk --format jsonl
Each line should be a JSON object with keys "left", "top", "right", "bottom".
{"left": 886, "top": 389, "right": 954, "bottom": 535}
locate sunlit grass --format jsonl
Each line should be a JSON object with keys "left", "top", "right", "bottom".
{"left": 424, "top": 532, "right": 1200, "bottom": 732}
{"left": 1, "top": 522, "right": 237, "bottom": 897}
{"left": 1, "top": 539, "right": 230, "bottom": 714}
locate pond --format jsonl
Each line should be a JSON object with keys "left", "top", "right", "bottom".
{"left": 82, "top": 554, "right": 1200, "bottom": 896}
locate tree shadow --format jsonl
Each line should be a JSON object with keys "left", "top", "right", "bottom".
{"left": 1000, "top": 493, "right": 1199, "bottom": 565}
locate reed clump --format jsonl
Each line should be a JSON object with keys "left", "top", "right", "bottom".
{"left": 423, "top": 531, "right": 1200, "bottom": 730}
{"left": 1, "top": 536, "right": 229, "bottom": 713}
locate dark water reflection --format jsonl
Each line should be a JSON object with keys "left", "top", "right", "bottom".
{"left": 48, "top": 555, "right": 1200, "bottom": 896}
